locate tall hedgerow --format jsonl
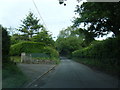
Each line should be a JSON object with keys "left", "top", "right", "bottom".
{"left": 72, "top": 37, "right": 120, "bottom": 65}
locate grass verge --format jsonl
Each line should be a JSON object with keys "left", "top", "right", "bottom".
{"left": 2, "top": 63, "right": 28, "bottom": 88}
{"left": 72, "top": 58, "right": 119, "bottom": 78}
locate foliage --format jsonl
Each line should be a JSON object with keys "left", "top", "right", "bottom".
{"left": 31, "top": 29, "right": 55, "bottom": 47}
{"left": 10, "top": 12, "right": 59, "bottom": 63}
{"left": 10, "top": 41, "right": 59, "bottom": 59}
{"left": 73, "top": 2, "right": 120, "bottom": 37}
{"left": 56, "top": 36, "right": 82, "bottom": 57}
{"left": 56, "top": 27, "right": 84, "bottom": 57}
{"left": 76, "top": 28, "right": 95, "bottom": 47}
{"left": 10, "top": 41, "right": 45, "bottom": 56}
{"left": 1, "top": 25, "right": 11, "bottom": 63}
{"left": 18, "top": 11, "right": 43, "bottom": 39}
{"left": 72, "top": 37, "right": 120, "bottom": 66}
{"left": 56, "top": 26, "right": 95, "bottom": 57}
{"left": 43, "top": 46, "right": 59, "bottom": 58}
{"left": 10, "top": 34, "right": 20, "bottom": 45}
{"left": 11, "top": 12, "right": 55, "bottom": 47}
{"left": 10, "top": 34, "right": 27, "bottom": 45}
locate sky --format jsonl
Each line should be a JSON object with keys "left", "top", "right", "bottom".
{"left": 0, "top": 0, "right": 84, "bottom": 39}
{"left": 0, "top": 0, "right": 114, "bottom": 40}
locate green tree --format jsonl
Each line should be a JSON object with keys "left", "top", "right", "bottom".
{"left": 73, "top": 2, "right": 120, "bottom": 37}
{"left": 10, "top": 34, "right": 23, "bottom": 45}
{"left": 1, "top": 25, "right": 11, "bottom": 63}
{"left": 56, "top": 27, "right": 83, "bottom": 56}
{"left": 31, "top": 28, "right": 55, "bottom": 47}
{"left": 56, "top": 37, "right": 82, "bottom": 56}
{"left": 76, "top": 28, "right": 95, "bottom": 47}
{"left": 10, "top": 33, "right": 32, "bottom": 45}
{"left": 18, "top": 11, "right": 43, "bottom": 40}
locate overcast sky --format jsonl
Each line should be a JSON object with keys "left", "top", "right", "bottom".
{"left": 0, "top": 0, "right": 86, "bottom": 39}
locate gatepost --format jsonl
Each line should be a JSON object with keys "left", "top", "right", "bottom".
{"left": 21, "top": 52, "right": 26, "bottom": 63}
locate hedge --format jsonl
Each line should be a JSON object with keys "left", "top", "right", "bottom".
{"left": 72, "top": 37, "right": 120, "bottom": 65}
{"left": 10, "top": 41, "right": 59, "bottom": 58}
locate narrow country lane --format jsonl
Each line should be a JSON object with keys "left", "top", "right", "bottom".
{"left": 28, "top": 57, "right": 119, "bottom": 88}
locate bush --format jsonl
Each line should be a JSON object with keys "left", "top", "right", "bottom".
{"left": 10, "top": 41, "right": 59, "bottom": 59}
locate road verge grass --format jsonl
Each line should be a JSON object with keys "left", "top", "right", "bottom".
{"left": 72, "top": 58, "right": 119, "bottom": 78}
{"left": 2, "top": 63, "right": 28, "bottom": 88}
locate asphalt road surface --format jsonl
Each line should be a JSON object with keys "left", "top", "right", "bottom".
{"left": 28, "top": 57, "right": 119, "bottom": 88}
